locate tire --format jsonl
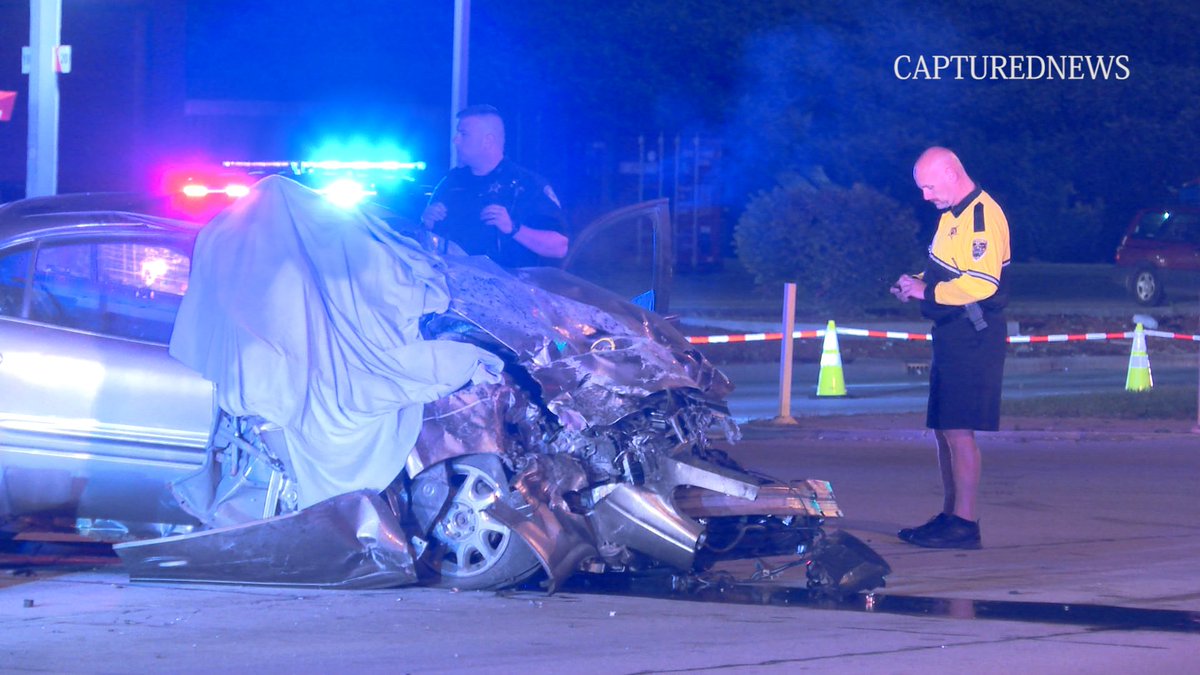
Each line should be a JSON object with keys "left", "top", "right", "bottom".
{"left": 415, "top": 454, "right": 541, "bottom": 590}
{"left": 1131, "top": 267, "right": 1164, "bottom": 306}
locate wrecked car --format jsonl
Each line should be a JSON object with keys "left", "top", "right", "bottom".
{"left": 0, "top": 177, "right": 887, "bottom": 595}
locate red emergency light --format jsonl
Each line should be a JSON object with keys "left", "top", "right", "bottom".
{"left": 0, "top": 90, "right": 16, "bottom": 121}
{"left": 155, "top": 165, "right": 255, "bottom": 221}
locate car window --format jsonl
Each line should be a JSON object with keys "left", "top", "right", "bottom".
{"left": 1163, "top": 212, "right": 1200, "bottom": 242}
{"left": 0, "top": 245, "right": 33, "bottom": 318}
{"left": 29, "top": 239, "right": 190, "bottom": 343}
{"left": 1133, "top": 210, "right": 1200, "bottom": 242}
{"left": 1132, "top": 211, "right": 1169, "bottom": 239}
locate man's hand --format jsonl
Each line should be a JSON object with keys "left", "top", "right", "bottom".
{"left": 891, "top": 274, "right": 926, "bottom": 302}
{"left": 421, "top": 202, "right": 447, "bottom": 229}
{"left": 480, "top": 204, "right": 516, "bottom": 234}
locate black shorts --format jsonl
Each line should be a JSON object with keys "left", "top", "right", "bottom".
{"left": 926, "top": 314, "right": 1007, "bottom": 431}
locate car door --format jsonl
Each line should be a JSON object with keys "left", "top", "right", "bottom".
{"left": 561, "top": 198, "right": 674, "bottom": 313}
{"left": 0, "top": 230, "right": 214, "bottom": 532}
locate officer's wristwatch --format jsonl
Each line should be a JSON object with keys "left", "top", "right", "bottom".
{"left": 508, "top": 221, "right": 522, "bottom": 237}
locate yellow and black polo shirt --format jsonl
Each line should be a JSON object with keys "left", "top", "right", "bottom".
{"left": 919, "top": 186, "right": 1011, "bottom": 321}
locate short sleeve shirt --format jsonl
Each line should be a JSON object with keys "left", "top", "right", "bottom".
{"left": 920, "top": 187, "right": 1011, "bottom": 324}
{"left": 428, "top": 159, "right": 566, "bottom": 267}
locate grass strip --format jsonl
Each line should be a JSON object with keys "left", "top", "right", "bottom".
{"left": 1002, "top": 385, "right": 1197, "bottom": 420}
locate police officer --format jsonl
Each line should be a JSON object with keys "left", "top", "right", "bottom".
{"left": 421, "top": 105, "right": 569, "bottom": 268}
{"left": 890, "top": 146, "right": 1011, "bottom": 550}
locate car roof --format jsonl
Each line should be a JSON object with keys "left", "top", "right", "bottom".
{"left": 0, "top": 193, "right": 202, "bottom": 248}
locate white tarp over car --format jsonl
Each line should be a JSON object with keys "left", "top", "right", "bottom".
{"left": 169, "top": 176, "right": 502, "bottom": 508}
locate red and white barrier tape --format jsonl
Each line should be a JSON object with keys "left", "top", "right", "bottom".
{"left": 1006, "top": 331, "right": 1127, "bottom": 344}
{"left": 689, "top": 330, "right": 811, "bottom": 345}
{"left": 1143, "top": 329, "right": 1200, "bottom": 342}
{"left": 836, "top": 327, "right": 932, "bottom": 341}
{"left": 686, "top": 327, "right": 1200, "bottom": 345}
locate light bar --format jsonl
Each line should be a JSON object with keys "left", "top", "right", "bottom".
{"left": 315, "top": 178, "right": 377, "bottom": 208}
{"left": 222, "top": 160, "right": 427, "bottom": 172}
{"left": 225, "top": 183, "right": 251, "bottom": 198}
{"left": 180, "top": 183, "right": 251, "bottom": 199}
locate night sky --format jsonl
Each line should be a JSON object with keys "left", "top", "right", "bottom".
{"left": 2, "top": 0, "right": 1198, "bottom": 259}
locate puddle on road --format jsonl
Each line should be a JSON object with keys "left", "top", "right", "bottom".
{"left": 561, "top": 573, "right": 1200, "bottom": 634}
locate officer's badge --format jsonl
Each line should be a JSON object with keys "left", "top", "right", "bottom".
{"left": 972, "top": 238, "right": 988, "bottom": 260}
{"left": 544, "top": 185, "right": 561, "bottom": 208}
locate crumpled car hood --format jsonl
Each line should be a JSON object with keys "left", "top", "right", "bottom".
{"left": 429, "top": 255, "right": 733, "bottom": 429}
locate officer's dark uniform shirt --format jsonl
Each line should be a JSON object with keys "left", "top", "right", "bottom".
{"left": 428, "top": 159, "right": 566, "bottom": 268}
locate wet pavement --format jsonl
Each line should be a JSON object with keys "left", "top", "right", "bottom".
{"left": 565, "top": 573, "right": 1200, "bottom": 634}
{"left": 4, "top": 417, "right": 1198, "bottom": 673}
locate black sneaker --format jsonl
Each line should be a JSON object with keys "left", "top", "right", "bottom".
{"left": 898, "top": 512, "right": 952, "bottom": 543}
{"left": 906, "top": 515, "right": 981, "bottom": 550}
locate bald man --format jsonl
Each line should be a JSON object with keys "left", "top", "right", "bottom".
{"left": 421, "top": 104, "right": 569, "bottom": 267}
{"left": 890, "top": 147, "right": 1011, "bottom": 550}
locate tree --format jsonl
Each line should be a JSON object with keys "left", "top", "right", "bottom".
{"left": 467, "top": 0, "right": 1200, "bottom": 262}
{"left": 722, "top": 0, "right": 1200, "bottom": 262}
{"left": 735, "top": 175, "right": 921, "bottom": 310}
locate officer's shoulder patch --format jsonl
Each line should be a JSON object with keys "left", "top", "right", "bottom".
{"left": 972, "top": 238, "right": 988, "bottom": 261}
{"left": 544, "top": 185, "right": 561, "bottom": 208}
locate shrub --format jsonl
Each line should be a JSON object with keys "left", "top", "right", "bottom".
{"left": 735, "top": 175, "right": 922, "bottom": 311}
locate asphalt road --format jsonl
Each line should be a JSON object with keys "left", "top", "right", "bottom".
{"left": 4, "top": 422, "right": 1197, "bottom": 673}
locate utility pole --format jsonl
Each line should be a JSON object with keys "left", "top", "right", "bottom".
{"left": 25, "top": 0, "right": 64, "bottom": 197}
{"left": 450, "top": 0, "right": 470, "bottom": 168}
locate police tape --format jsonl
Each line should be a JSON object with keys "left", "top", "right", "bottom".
{"left": 1142, "top": 329, "right": 1200, "bottom": 342}
{"left": 685, "top": 327, "right": 1200, "bottom": 345}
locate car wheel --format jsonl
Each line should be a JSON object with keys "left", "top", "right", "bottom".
{"left": 416, "top": 455, "right": 541, "bottom": 590}
{"left": 1131, "top": 267, "right": 1164, "bottom": 306}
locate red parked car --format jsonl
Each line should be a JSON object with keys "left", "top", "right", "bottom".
{"left": 1114, "top": 205, "right": 1200, "bottom": 305}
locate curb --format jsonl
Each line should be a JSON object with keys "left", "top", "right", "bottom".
{"left": 739, "top": 417, "right": 1200, "bottom": 443}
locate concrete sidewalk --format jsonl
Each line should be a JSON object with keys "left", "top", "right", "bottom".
{"left": 3, "top": 419, "right": 1196, "bottom": 673}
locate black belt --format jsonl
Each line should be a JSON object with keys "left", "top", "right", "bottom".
{"left": 934, "top": 303, "right": 995, "bottom": 331}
